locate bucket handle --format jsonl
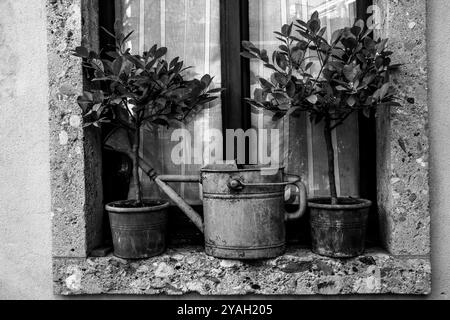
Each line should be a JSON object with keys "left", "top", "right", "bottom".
{"left": 228, "top": 174, "right": 308, "bottom": 221}
{"left": 285, "top": 176, "right": 308, "bottom": 221}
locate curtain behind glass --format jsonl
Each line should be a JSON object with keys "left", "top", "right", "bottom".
{"left": 249, "top": 0, "right": 359, "bottom": 198}
{"left": 116, "top": 0, "right": 222, "bottom": 204}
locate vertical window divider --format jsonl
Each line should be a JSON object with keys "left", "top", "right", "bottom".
{"left": 281, "top": 0, "right": 290, "bottom": 172}
{"left": 220, "top": 0, "right": 251, "bottom": 161}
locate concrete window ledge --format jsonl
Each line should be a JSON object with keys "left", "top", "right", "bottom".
{"left": 53, "top": 246, "right": 431, "bottom": 296}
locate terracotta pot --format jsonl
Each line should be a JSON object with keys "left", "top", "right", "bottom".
{"left": 309, "top": 198, "right": 371, "bottom": 258}
{"left": 105, "top": 200, "right": 169, "bottom": 259}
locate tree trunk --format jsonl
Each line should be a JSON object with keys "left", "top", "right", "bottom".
{"left": 324, "top": 116, "right": 339, "bottom": 205}
{"left": 132, "top": 123, "right": 143, "bottom": 205}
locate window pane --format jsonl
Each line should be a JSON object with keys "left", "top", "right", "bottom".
{"left": 116, "top": 0, "right": 222, "bottom": 204}
{"left": 249, "top": 0, "right": 359, "bottom": 198}
{"left": 116, "top": 0, "right": 222, "bottom": 203}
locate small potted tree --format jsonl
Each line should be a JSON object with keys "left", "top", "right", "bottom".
{"left": 242, "top": 12, "right": 400, "bottom": 258}
{"left": 73, "top": 29, "right": 221, "bottom": 259}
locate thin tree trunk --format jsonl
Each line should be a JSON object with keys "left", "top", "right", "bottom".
{"left": 133, "top": 122, "right": 143, "bottom": 205}
{"left": 324, "top": 116, "right": 339, "bottom": 205}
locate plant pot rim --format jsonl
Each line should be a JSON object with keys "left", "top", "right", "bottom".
{"left": 308, "top": 197, "right": 372, "bottom": 210}
{"left": 106, "top": 200, "right": 170, "bottom": 213}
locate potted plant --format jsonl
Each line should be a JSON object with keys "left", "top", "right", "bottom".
{"left": 73, "top": 28, "right": 221, "bottom": 259}
{"left": 242, "top": 12, "right": 400, "bottom": 258}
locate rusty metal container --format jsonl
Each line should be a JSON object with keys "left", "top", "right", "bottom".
{"left": 201, "top": 165, "right": 306, "bottom": 260}
{"left": 309, "top": 198, "right": 371, "bottom": 258}
{"left": 106, "top": 200, "right": 169, "bottom": 259}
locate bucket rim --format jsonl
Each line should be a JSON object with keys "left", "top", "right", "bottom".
{"left": 308, "top": 197, "right": 372, "bottom": 210}
{"left": 201, "top": 164, "right": 285, "bottom": 173}
{"left": 106, "top": 200, "right": 170, "bottom": 213}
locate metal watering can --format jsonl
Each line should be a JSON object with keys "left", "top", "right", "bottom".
{"left": 142, "top": 161, "right": 308, "bottom": 260}
{"left": 105, "top": 132, "right": 307, "bottom": 259}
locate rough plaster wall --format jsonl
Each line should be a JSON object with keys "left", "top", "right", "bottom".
{"left": 0, "top": 0, "right": 52, "bottom": 299}
{"left": 0, "top": 0, "right": 450, "bottom": 300}
{"left": 428, "top": 0, "right": 450, "bottom": 300}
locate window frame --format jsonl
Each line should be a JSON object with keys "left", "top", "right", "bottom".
{"left": 219, "top": 0, "right": 372, "bottom": 128}
{"left": 100, "top": 0, "right": 373, "bottom": 135}
{"left": 100, "top": 0, "right": 375, "bottom": 195}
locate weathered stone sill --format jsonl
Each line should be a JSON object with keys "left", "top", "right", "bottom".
{"left": 54, "top": 246, "right": 431, "bottom": 296}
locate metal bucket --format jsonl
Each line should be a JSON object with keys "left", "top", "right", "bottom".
{"left": 201, "top": 165, "right": 306, "bottom": 260}
{"left": 309, "top": 198, "right": 371, "bottom": 258}
{"left": 106, "top": 200, "right": 169, "bottom": 259}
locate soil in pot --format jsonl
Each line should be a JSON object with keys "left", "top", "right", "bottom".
{"left": 309, "top": 197, "right": 371, "bottom": 258}
{"left": 106, "top": 200, "right": 169, "bottom": 259}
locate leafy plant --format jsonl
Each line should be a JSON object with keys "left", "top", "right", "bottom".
{"left": 242, "top": 12, "right": 400, "bottom": 205}
{"left": 73, "top": 28, "right": 223, "bottom": 206}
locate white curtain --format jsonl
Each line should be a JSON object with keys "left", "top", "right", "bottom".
{"left": 249, "top": 0, "right": 360, "bottom": 198}
{"left": 116, "top": 0, "right": 222, "bottom": 204}
{"left": 115, "top": 0, "right": 360, "bottom": 201}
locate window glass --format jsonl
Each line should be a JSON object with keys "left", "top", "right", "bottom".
{"left": 249, "top": 0, "right": 359, "bottom": 198}
{"left": 116, "top": 0, "right": 222, "bottom": 204}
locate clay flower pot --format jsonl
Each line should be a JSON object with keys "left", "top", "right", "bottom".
{"left": 309, "top": 198, "right": 372, "bottom": 258}
{"left": 105, "top": 200, "right": 169, "bottom": 259}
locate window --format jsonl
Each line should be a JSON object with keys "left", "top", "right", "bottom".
{"left": 101, "top": 0, "right": 374, "bottom": 238}
{"left": 114, "top": 0, "right": 222, "bottom": 205}
{"left": 249, "top": 0, "right": 361, "bottom": 198}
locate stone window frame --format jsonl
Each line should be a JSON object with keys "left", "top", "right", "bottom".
{"left": 50, "top": 0, "right": 431, "bottom": 295}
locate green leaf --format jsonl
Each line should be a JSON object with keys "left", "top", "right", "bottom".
{"left": 242, "top": 41, "right": 258, "bottom": 51}
{"left": 272, "top": 92, "right": 288, "bottom": 101}
{"left": 379, "top": 83, "right": 390, "bottom": 99}
{"left": 259, "top": 78, "right": 274, "bottom": 89}
{"left": 308, "top": 19, "right": 320, "bottom": 33}
{"left": 331, "top": 29, "right": 344, "bottom": 45}
{"left": 241, "top": 52, "right": 258, "bottom": 59}
{"left": 306, "top": 94, "right": 318, "bottom": 104}
{"left": 347, "top": 96, "right": 356, "bottom": 107}
{"left": 281, "top": 23, "right": 293, "bottom": 36}
{"left": 343, "top": 64, "right": 360, "bottom": 82}
{"left": 112, "top": 57, "right": 123, "bottom": 75}
{"left": 275, "top": 73, "right": 290, "bottom": 87}
{"left": 73, "top": 46, "right": 89, "bottom": 58}
{"left": 275, "top": 52, "right": 288, "bottom": 70}
{"left": 286, "top": 81, "right": 296, "bottom": 98}
{"left": 207, "top": 88, "right": 225, "bottom": 94}
{"left": 122, "top": 30, "right": 134, "bottom": 44}
{"left": 279, "top": 45, "right": 289, "bottom": 52}
{"left": 264, "top": 64, "right": 278, "bottom": 72}
{"left": 154, "top": 47, "right": 168, "bottom": 59}
{"left": 291, "top": 47, "right": 304, "bottom": 64}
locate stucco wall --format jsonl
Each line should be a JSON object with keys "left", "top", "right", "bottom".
{"left": 0, "top": 0, "right": 53, "bottom": 299}
{"left": 0, "top": 0, "right": 449, "bottom": 300}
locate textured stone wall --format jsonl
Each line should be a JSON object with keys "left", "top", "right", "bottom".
{"left": 47, "top": 0, "right": 103, "bottom": 258}
{"left": 375, "top": 0, "right": 430, "bottom": 256}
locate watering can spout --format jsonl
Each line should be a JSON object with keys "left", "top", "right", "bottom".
{"left": 139, "top": 158, "right": 205, "bottom": 233}
{"left": 154, "top": 177, "right": 204, "bottom": 233}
